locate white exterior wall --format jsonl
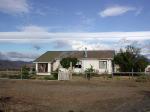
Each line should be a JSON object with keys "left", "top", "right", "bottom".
{"left": 73, "top": 68, "right": 83, "bottom": 73}
{"left": 53, "top": 60, "right": 60, "bottom": 71}
{"left": 35, "top": 59, "right": 113, "bottom": 75}
{"left": 77, "top": 59, "right": 113, "bottom": 74}
{"left": 107, "top": 60, "right": 112, "bottom": 74}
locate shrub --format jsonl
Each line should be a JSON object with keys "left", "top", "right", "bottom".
{"left": 136, "top": 74, "right": 150, "bottom": 82}
{"left": 72, "top": 73, "right": 84, "bottom": 76}
{"left": 29, "top": 74, "right": 37, "bottom": 79}
{"left": 0, "top": 73, "right": 8, "bottom": 78}
{"left": 30, "top": 68, "right": 36, "bottom": 75}
{"left": 21, "top": 66, "right": 30, "bottom": 79}
{"left": 116, "top": 76, "right": 120, "bottom": 80}
{"left": 8, "top": 75, "right": 20, "bottom": 79}
{"left": 85, "top": 65, "right": 95, "bottom": 80}
{"left": 107, "top": 74, "right": 113, "bottom": 79}
{"left": 44, "top": 76, "right": 55, "bottom": 80}
{"left": 52, "top": 69, "right": 58, "bottom": 80}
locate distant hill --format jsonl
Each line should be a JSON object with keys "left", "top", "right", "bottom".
{"left": 0, "top": 60, "right": 33, "bottom": 70}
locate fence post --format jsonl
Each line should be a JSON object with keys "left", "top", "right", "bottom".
{"left": 132, "top": 68, "right": 134, "bottom": 79}
{"left": 21, "top": 67, "right": 23, "bottom": 80}
{"left": 70, "top": 62, "right": 72, "bottom": 80}
{"left": 6, "top": 69, "right": 8, "bottom": 77}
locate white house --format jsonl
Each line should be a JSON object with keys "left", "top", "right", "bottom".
{"left": 34, "top": 50, "right": 115, "bottom": 75}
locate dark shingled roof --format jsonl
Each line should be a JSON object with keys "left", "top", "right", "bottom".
{"left": 34, "top": 50, "right": 115, "bottom": 62}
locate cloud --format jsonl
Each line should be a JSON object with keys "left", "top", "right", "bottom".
{"left": 33, "top": 7, "right": 62, "bottom": 16}
{"left": 135, "top": 7, "right": 142, "bottom": 16}
{"left": 51, "top": 39, "right": 112, "bottom": 51}
{"left": 51, "top": 39, "right": 150, "bottom": 59}
{"left": 75, "top": 11, "right": 95, "bottom": 31}
{"left": 53, "top": 40, "right": 71, "bottom": 48}
{"left": 70, "top": 40, "right": 111, "bottom": 50}
{"left": 99, "top": 5, "right": 136, "bottom": 17}
{"left": 75, "top": 11, "right": 83, "bottom": 16}
{"left": 0, "top": 31, "right": 150, "bottom": 42}
{"left": 0, "top": 0, "right": 29, "bottom": 14}
{"left": 0, "top": 52, "right": 8, "bottom": 60}
{"left": 33, "top": 45, "right": 41, "bottom": 50}
{"left": 0, "top": 31, "right": 149, "bottom": 58}
{"left": 19, "top": 25, "right": 48, "bottom": 32}
{"left": 0, "top": 51, "right": 39, "bottom": 61}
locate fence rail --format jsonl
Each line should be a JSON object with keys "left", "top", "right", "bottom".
{"left": 0, "top": 70, "right": 149, "bottom": 80}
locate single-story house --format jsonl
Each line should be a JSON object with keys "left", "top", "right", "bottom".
{"left": 34, "top": 50, "right": 115, "bottom": 75}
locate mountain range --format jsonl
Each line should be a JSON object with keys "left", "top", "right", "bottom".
{"left": 0, "top": 60, "right": 33, "bottom": 70}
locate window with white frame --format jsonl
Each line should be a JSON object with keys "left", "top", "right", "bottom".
{"left": 38, "top": 63, "right": 48, "bottom": 72}
{"left": 99, "top": 61, "right": 107, "bottom": 69}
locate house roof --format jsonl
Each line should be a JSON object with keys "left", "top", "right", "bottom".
{"left": 34, "top": 50, "right": 115, "bottom": 62}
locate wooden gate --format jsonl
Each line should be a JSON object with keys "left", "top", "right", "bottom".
{"left": 58, "top": 68, "right": 72, "bottom": 80}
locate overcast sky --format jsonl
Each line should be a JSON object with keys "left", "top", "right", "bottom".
{"left": 0, "top": 0, "right": 150, "bottom": 61}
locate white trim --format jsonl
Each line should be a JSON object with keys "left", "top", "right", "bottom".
{"left": 33, "top": 62, "right": 51, "bottom": 63}
{"left": 80, "top": 58, "right": 113, "bottom": 60}
{"left": 33, "top": 58, "right": 113, "bottom": 63}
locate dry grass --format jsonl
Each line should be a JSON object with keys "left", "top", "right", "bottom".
{"left": 0, "top": 77, "right": 150, "bottom": 112}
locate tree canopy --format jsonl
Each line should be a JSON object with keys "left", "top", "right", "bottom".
{"left": 60, "top": 57, "right": 78, "bottom": 69}
{"left": 114, "top": 45, "right": 149, "bottom": 72}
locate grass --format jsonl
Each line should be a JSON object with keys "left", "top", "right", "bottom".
{"left": 0, "top": 77, "right": 150, "bottom": 112}
{"left": 135, "top": 74, "right": 150, "bottom": 82}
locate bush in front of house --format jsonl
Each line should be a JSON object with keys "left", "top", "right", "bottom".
{"left": 85, "top": 65, "right": 95, "bottom": 80}
{"left": 44, "top": 75, "right": 55, "bottom": 80}
{"left": 43, "top": 69, "right": 59, "bottom": 80}
{"left": 72, "top": 73, "right": 84, "bottom": 76}
{"left": 51, "top": 69, "right": 58, "bottom": 80}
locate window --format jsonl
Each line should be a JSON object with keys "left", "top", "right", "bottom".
{"left": 38, "top": 63, "right": 48, "bottom": 72}
{"left": 75, "top": 61, "right": 82, "bottom": 68}
{"left": 99, "top": 61, "right": 107, "bottom": 69}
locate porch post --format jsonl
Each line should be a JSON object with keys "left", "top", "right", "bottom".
{"left": 48, "top": 63, "right": 51, "bottom": 75}
{"left": 35, "top": 63, "right": 38, "bottom": 73}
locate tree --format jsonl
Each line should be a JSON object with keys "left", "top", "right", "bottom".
{"left": 60, "top": 57, "right": 78, "bottom": 69}
{"left": 85, "top": 65, "right": 95, "bottom": 80}
{"left": 114, "top": 45, "right": 149, "bottom": 72}
{"left": 21, "top": 65, "right": 30, "bottom": 79}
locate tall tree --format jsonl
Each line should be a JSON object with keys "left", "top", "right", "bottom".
{"left": 114, "top": 45, "right": 149, "bottom": 72}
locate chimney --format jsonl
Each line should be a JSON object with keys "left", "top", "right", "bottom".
{"left": 84, "top": 47, "right": 87, "bottom": 58}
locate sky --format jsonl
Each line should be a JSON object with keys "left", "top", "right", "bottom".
{"left": 0, "top": 0, "right": 150, "bottom": 61}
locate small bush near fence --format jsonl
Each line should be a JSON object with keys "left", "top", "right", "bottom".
{"left": 21, "top": 66, "right": 30, "bottom": 79}
{"left": 43, "top": 69, "right": 58, "bottom": 80}
{"left": 51, "top": 69, "right": 58, "bottom": 80}
{"left": 136, "top": 74, "right": 150, "bottom": 82}
{"left": 44, "top": 75, "right": 56, "bottom": 80}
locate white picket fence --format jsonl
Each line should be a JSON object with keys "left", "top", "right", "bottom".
{"left": 58, "top": 68, "right": 72, "bottom": 80}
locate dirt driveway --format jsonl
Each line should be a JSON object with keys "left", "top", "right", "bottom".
{"left": 0, "top": 78, "right": 150, "bottom": 112}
